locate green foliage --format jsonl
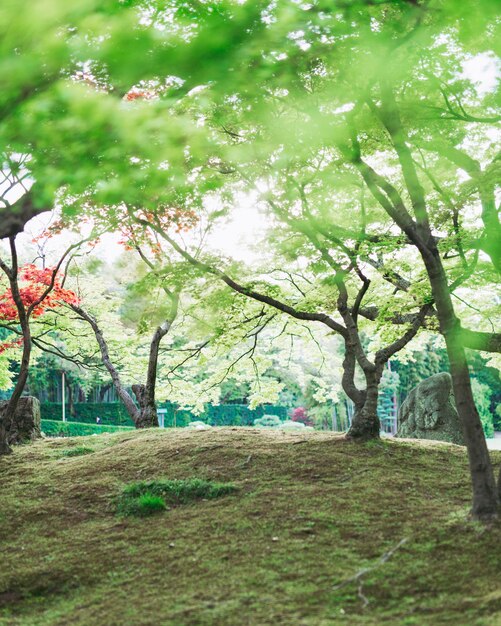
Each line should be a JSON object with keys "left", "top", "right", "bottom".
{"left": 116, "top": 478, "right": 236, "bottom": 517}
{"left": 471, "top": 378, "right": 495, "bottom": 438}
{"left": 41, "top": 419, "right": 134, "bottom": 437}
{"left": 280, "top": 420, "right": 313, "bottom": 432}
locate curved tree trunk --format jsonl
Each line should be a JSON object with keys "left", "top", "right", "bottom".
{"left": 131, "top": 384, "right": 158, "bottom": 428}
{"left": 72, "top": 305, "right": 176, "bottom": 430}
{"left": 341, "top": 343, "right": 381, "bottom": 441}
{"left": 422, "top": 247, "right": 498, "bottom": 520}
{"left": 0, "top": 256, "right": 33, "bottom": 456}
{"left": 0, "top": 326, "right": 32, "bottom": 455}
{"left": 347, "top": 384, "right": 380, "bottom": 441}
{"left": 71, "top": 305, "right": 141, "bottom": 425}
{"left": 130, "top": 319, "right": 175, "bottom": 429}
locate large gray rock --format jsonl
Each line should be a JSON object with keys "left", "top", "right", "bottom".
{"left": 0, "top": 397, "right": 41, "bottom": 445}
{"left": 396, "top": 372, "right": 465, "bottom": 445}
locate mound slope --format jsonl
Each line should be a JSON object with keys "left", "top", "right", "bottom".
{"left": 0, "top": 428, "right": 500, "bottom": 625}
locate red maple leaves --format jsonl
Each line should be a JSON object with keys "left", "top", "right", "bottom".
{"left": 0, "top": 265, "right": 79, "bottom": 321}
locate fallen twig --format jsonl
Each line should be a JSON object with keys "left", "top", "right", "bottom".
{"left": 333, "top": 538, "right": 408, "bottom": 607}
{"left": 236, "top": 454, "right": 253, "bottom": 468}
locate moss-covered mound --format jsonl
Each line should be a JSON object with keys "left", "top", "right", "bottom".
{"left": 0, "top": 428, "right": 500, "bottom": 625}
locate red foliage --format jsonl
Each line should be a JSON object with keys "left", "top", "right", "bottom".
{"left": 0, "top": 265, "right": 79, "bottom": 321}
{"left": 0, "top": 337, "right": 23, "bottom": 355}
{"left": 291, "top": 407, "right": 314, "bottom": 427}
{"left": 117, "top": 207, "right": 198, "bottom": 258}
{"left": 124, "top": 88, "right": 157, "bottom": 101}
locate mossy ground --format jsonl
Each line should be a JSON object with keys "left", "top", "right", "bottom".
{"left": 0, "top": 428, "right": 500, "bottom": 625}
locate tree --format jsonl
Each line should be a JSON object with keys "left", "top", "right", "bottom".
{"left": 68, "top": 245, "right": 182, "bottom": 429}
{"left": 174, "top": 0, "right": 500, "bottom": 519}
{"left": 112, "top": 200, "right": 431, "bottom": 440}
{"left": 0, "top": 248, "right": 78, "bottom": 454}
{"left": 101, "top": 0, "right": 498, "bottom": 518}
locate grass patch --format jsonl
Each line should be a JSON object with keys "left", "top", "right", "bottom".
{"left": 58, "top": 446, "right": 94, "bottom": 458}
{"left": 116, "top": 478, "right": 236, "bottom": 517}
{"left": 119, "top": 494, "right": 167, "bottom": 517}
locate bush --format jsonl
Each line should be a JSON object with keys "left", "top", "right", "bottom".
{"left": 280, "top": 420, "right": 314, "bottom": 431}
{"left": 115, "top": 478, "right": 236, "bottom": 517}
{"left": 254, "top": 415, "right": 282, "bottom": 428}
{"left": 186, "top": 421, "right": 212, "bottom": 430}
{"left": 290, "top": 407, "right": 314, "bottom": 427}
{"left": 41, "top": 419, "right": 134, "bottom": 437}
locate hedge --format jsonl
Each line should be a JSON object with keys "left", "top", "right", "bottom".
{"left": 41, "top": 402, "right": 289, "bottom": 428}
{"left": 41, "top": 402, "right": 133, "bottom": 425}
{"left": 41, "top": 419, "right": 134, "bottom": 437}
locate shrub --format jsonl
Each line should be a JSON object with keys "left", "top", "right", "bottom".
{"left": 41, "top": 402, "right": 289, "bottom": 427}
{"left": 115, "top": 478, "right": 236, "bottom": 517}
{"left": 290, "top": 407, "right": 314, "bottom": 427}
{"left": 254, "top": 415, "right": 282, "bottom": 428}
{"left": 186, "top": 421, "right": 212, "bottom": 430}
{"left": 280, "top": 420, "right": 314, "bottom": 431}
{"left": 41, "top": 402, "right": 134, "bottom": 425}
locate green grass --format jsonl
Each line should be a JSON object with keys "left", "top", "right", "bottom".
{"left": 0, "top": 428, "right": 500, "bottom": 625}
{"left": 58, "top": 446, "right": 94, "bottom": 458}
{"left": 116, "top": 478, "right": 235, "bottom": 517}
{"left": 118, "top": 493, "right": 167, "bottom": 517}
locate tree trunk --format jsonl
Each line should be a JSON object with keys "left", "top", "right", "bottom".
{"left": 0, "top": 417, "right": 12, "bottom": 455}
{"left": 72, "top": 300, "right": 175, "bottom": 431}
{"left": 342, "top": 342, "right": 381, "bottom": 441}
{"left": 98, "top": 382, "right": 112, "bottom": 403}
{"left": 71, "top": 305, "right": 141, "bottom": 424}
{"left": 67, "top": 379, "right": 76, "bottom": 417}
{"left": 422, "top": 247, "right": 498, "bottom": 519}
{"left": 346, "top": 381, "right": 380, "bottom": 441}
{"left": 129, "top": 319, "right": 174, "bottom": 429}
{"left": 131, "top": 384, "right": 158, "bottom": 428}
{"left": 0, "top": 323, "right": 32, "bottom": 456}
{"left": 332, "top": 404, "right": 338, "bottom": 432}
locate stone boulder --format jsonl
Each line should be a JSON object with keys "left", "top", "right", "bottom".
{"left": 0, "top": 397, "right": 41, "bottom": 445}
{"left": 396, "top": 372, "right": 465, "bottom": 445}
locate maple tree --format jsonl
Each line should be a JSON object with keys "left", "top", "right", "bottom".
{"left": 0, "top": 234, "right": 80, "bottom": 455}
{"left": 0, "top": 264, "right": 78, "bottom": 323}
